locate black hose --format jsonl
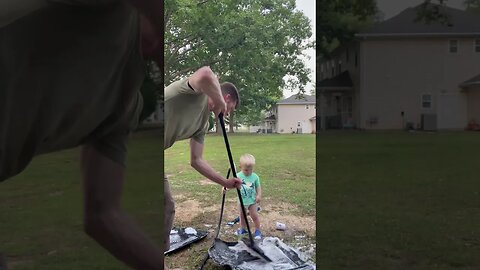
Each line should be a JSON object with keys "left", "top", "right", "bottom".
{"left": 198, "top": 169, "right": 230, "bottom": 270}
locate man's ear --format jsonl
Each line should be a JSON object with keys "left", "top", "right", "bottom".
{"left": 224, "top": 93, "right": 231, "bottom": 101}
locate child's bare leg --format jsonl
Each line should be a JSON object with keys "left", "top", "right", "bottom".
{"left": 239, "top": 204, "right": 247, "bottom": 229}
{"left": 249, "top": 204, "right": 260, "bottom": 230}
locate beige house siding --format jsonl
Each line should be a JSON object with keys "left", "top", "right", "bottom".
{"left": 466, "top": 87, "right": 480, "bottom": 122}
{"left": 277, "top": 104, "right": 315, "bottom": 133}
{"left": 310, "top": 119, "right": 316, "bottom": 133}
{"left": 359, "top": 37, "right": 480, "bottom": 129}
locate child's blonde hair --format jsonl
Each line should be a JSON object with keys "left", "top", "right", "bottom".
{"left": 239, "top": 153, "right": 255, "bottom": 167}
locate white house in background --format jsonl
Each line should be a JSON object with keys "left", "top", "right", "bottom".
{"left": 318, "top": 4, "right": 480, "bottom": 130}
{"left": 276, "top": 94, "right": 316, "bottom": 134}
{"left": 248, "top": 111, "right": 277, "bottom": 133}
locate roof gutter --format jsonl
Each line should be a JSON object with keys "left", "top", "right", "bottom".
{"left": 276, "top": 102, "right": 316, "bottom": 105}
{"left": 459, "top": 81, "right": 480, "bottom": 89}
{"left": 356, "top": 32, "right": 480, "bottom": 38}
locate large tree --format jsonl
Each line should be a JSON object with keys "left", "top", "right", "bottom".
{"left": 316, "top": 0, "right": 479, "bottom": 62}
{"left": 316, "top": 0, "right": 379, "bottom": 59}
{"left": 139, "top": 61, "right": 162, "bottom": 124}
{"left": 165, "top": 0, "right": 313, "bottom": 132}
{"left": 415, "top": 0, "right": 480, "bottom": 24}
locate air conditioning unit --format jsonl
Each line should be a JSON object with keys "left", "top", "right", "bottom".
{"left": 421, "top": 114, "right": 437, "bottom": 131}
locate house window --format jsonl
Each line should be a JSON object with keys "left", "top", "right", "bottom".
{"left": 331, "top": 65, "right": 335, "bottom": 76}
{"left": 422, "top": 94, "right": 432, "bottom": 109}
{"left": 338, "top": 60, "right": 342, "bottom": 74}
{"left": 475, "top": 39, "right": 480, "bottom": 52}
{"left": 354, "top": 52, "right": 358, "bottom": 67}
{"left": 306, "top": 105, "right": 309, "bottom": 109}
{"left": 346, "top": 49, "right": 349, "bottom": 63}
{"left": 449, "top": 40, "right": 458, "bottom": 53}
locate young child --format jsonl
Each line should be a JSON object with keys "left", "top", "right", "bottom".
{"left": 235, "top": 154, "right": 262, "bottom": 239}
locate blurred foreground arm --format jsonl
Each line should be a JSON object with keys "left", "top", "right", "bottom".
{"left": 81, "top": 145, "right": 163, "bottom": 270}
{"left": 128, "top": 0, "right": 163, "bottom": 65}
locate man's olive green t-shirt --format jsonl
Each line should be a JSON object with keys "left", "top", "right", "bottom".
{"left": 164, "top": 78, "right": 210, "bottom": 150}
{"left": 0, "top": 0, "right": 144, "bottom": 181}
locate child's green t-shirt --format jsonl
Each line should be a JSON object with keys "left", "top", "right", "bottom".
{"left": 237, "top": 171, "right": 261, "bottom": 206}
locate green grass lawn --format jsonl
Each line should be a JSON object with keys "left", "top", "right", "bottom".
{"left": 0, "top": 131, "right": 316, "bottom": 269}
{"left": 317, "top": 131, "right": 480, "bottom": 270}
{"left": 165, "top": 133, "right": 316, "bottom": 215}
{"left": 0, "top": 131, "right": 163, "bottom": 270}
{"left": 9, "top": 129, "right": 478, "bottom": 269}
{"left": 164, "top": 132, "right": 316, "bottom": 269}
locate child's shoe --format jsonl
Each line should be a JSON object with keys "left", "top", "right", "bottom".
{"left": 235, "top": 228, "right": 247, "bottom": 236}
{"left": 254, "top": 229, "right": 262, "bottom": 239}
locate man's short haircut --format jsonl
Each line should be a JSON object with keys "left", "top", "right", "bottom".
{"left": 220, "top": 82, "right": 240, "bottom": 108}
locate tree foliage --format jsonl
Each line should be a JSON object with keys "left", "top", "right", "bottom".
{"left": 316, "top": 0, "right": 379, "bottom": 58}
{"left": 415, "top": 0, "right": 480, "bottom": 25}
{"left": 165, "top": 0, "right": 314, "bottom": 128}
{"left": 139, "top": 61, "right": 162, "bottom": 124}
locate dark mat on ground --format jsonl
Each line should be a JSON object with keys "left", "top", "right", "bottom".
{"left": 164, "top": 227, "right": 208, "bottom": 255}
{"left": 208, "top": 237, "right": 315, "bottom": 270}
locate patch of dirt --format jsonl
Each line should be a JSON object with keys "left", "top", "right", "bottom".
{"left": 199, "top": 179, "right": 216, "bottom": 185}
{"left": 174, "top": 196, "right": 315, "bottom": 238}
{"left": 174, "top": 200, "right": 219, "bottom": 223}
{"left": 174, "top": 200, "right": 201, "bottom": 223}
{"left": 219, "top": 200, "right": 316, "bottom": 238}
{"left": 262, "top": 209, "right": 316, "bottom": 238}
{"left": 169, "top": 195, "right": 316, "bottom": 268}
{"left": 172, "top": 193, "right": 186, "bottom": 201}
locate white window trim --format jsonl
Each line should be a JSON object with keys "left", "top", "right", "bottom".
{"left": 474, "top": 39, "right": 480, "bottom": 53}
{"left": 449, "top": 39, "right": 458, "bottom": 53}
{"left": 421, "top": 93, "right": 433, "bottom": 109}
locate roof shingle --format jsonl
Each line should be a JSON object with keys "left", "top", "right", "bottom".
{"left": 277, "top": 94, "right": 316, "bottom": 105}
{"left": 460, "top": 73, "right": 480, "bottom": 88}
{"left": 357, "top": 4, "right": 480, "bottom": 37}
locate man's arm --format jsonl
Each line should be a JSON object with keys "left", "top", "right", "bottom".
{"left": 81, "top": 145, "right": 163, "bottom": 270}
{"left": 190, "top": 139, "right": 241, "bottom": 189}
{"left": 188, "top": 66, "right": 227, "bottom": 116}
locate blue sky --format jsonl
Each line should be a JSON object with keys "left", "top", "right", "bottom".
{"left": 282, "top": 0, "right": 316, "bottom": 98}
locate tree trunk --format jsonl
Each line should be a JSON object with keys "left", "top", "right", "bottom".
{"left": 229, "top": 111, "right": 235, "bottom": 133}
